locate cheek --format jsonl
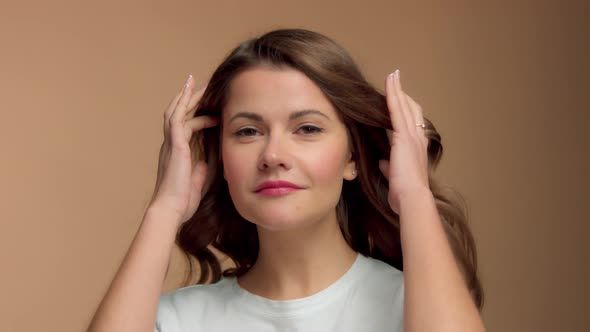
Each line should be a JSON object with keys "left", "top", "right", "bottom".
{"left": 221, "top": 146, "right": 245, "bottom": 184}
{"left": 305, "top": 144, "right": 348, "bottom": 183}
{"left": 221, "top": 138, "right": 258, "bottom": 192}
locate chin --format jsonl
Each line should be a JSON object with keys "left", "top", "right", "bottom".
{"left": 238, "top": 207, "right": 315, "bottom": 232}
{"left": 248, "top": 213, "right": 307, "bottom": 232}
{"left": 231, "top": 194, "right": 336, "bottom": 232}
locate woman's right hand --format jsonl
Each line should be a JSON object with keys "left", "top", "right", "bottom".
{"left": 148, "top": 75, "right": 219, "bottom": 224}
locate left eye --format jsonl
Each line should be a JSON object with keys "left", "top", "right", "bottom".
{"left": 297, "top": 125, "right": 324, "bottom": 135}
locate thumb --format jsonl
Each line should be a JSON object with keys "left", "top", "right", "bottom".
{"left": 191, "top": 161, "right": 208, "bottom": 195}
{"left": 378, "top": 159, "right": 390, "bottom": 179}
{"left": 181, "top": 161, "right": 208, "bottom": 222}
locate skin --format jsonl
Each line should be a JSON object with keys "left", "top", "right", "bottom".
{"left": 221, "top": 66, "right": 358, "bottom": 300}
{"left": 381, "top": 70, "right": 486, "bottom": 331}
{"left": 222, "top": 66, "right": 356, "bottom": 229}
{"left": 222, "top": 67, "right": 486, "bottom": 330}
{"left": 88, "top": 68, "right": 485, "bottom": 332}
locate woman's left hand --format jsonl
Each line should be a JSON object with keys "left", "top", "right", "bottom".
{"left": 378, "top": 70, "right": 430, "bottom": 214}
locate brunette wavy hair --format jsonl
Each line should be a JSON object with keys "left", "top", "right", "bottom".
{"left": 178, "top": 28, "right": 484, "bottom": 310}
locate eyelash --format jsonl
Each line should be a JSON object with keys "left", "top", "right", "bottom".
{"left": 233, "top": 125, "right": 325, "bottom": 137}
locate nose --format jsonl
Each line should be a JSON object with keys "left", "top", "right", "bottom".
{"left": 257, "top": 132, "right": 292, "bottom": 172}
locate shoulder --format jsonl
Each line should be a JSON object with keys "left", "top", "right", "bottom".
{"left": 357, "top": 254, "right": 405, "bottom": 298}
{"left": 361, "top": 254, "right": 404, "bottom": 281}
{"left": 330, "top": 254, "right": 404, "bottom": 331}
{"left": 158, "top": 278, "right": 234, "bottom": 310}
{"left": 156, "top": 278, "right": 235, "bottom": 328}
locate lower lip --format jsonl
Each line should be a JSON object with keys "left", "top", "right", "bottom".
{"left": 256, "top": 187, "right": 301, "bottom": 196}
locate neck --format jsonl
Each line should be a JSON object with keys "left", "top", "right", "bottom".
{"left": 237, "top": 212, "right": 358, "bottom": 300}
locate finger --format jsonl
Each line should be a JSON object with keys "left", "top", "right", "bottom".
{"left": 391, "top": 70, "right": 416, "bottom": 135}
{"left": 386, "top": 70, "right": 409, "bottom": 136}
{"left": 165, "top": 89, "right": 183, "bottom": 120}
{"left": 385, "top": 129, "right": 393, "bottom": 145}
{"left": 407, "top": 95, "right": 428, "bottom": 147}
{"left": 171, "top": 75, "right": 193, "bottom": 125}
{"left": 406, "top": 95, "right": 424, "bottom": 130}
{"left": 163, "top": 88, "right": 184, "bottom": 136}
{"left": 185, "top": 115, "right": 220, "bottom": 133}
{"left": 183, "top": 115, "right": 219, "bottom": 143}
{"left": 378, "top": 159, "right": 390, "bottom": 179}
{"left": 185, "top": 85, "right": 207, "bottom": 120}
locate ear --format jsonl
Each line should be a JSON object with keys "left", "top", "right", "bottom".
{"left": 343, "top": 152, "right": 357, "bottom": 181}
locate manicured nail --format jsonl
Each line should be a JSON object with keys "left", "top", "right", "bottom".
{"left": 388, "top": 72, "right": 394, "bottom": 84}
{"left": 184, "top": 74, "right": 192, "bottom": 88}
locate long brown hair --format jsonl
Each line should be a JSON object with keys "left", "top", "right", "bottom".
{"left": 179, "top": 28, "right": 484, "bottom": 310}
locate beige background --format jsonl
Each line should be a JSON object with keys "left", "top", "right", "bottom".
{"left": 1, "top": 0, "right": 587, "bottom": 331}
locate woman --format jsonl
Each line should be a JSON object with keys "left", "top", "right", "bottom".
{"left": 88, "top": 29, "right": 486, "bottom": 332}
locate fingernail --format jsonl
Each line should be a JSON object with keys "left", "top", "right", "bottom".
{"left": 393, "top": 69, "right": 400, "bottom": 79}
{"left": 184, "top": 74, "right": 192, "bottom": 87}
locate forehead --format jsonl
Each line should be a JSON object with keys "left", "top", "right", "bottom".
{"left": 223, "top": 66, "right": 336, "bottom": 119}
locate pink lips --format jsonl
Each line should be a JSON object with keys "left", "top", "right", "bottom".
{"left": 254, "top": 180, "right": 303, "bottom": 196}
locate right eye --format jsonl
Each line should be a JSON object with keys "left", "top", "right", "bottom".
{"left": 233, "top": 127, "right": 259, "bottom": 137}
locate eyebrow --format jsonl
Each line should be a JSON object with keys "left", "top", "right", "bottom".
{"left": 228, "top": 109, "right": 330, "bottom": 124}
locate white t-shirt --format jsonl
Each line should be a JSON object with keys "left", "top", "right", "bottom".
{"left": 155, "top": 253, "right": 404, "bottom": 332}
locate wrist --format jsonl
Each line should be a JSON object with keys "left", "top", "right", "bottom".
{"left": 399, "top": 187, "right": 434, "bottom": 206}
{"left": 144, "top": 205, "right": 184, "bottom": 228}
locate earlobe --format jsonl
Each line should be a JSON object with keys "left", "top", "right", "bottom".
{"left": 344, "top": 161, "right": 357, "bottom": 181}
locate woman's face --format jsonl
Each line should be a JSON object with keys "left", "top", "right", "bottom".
{"left": 221, "top": 66, "right": 356, "bottom": 231}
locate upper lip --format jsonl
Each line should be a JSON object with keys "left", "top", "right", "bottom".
{"left": 254, "top": 180, "right": 303, "bottom": 192}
